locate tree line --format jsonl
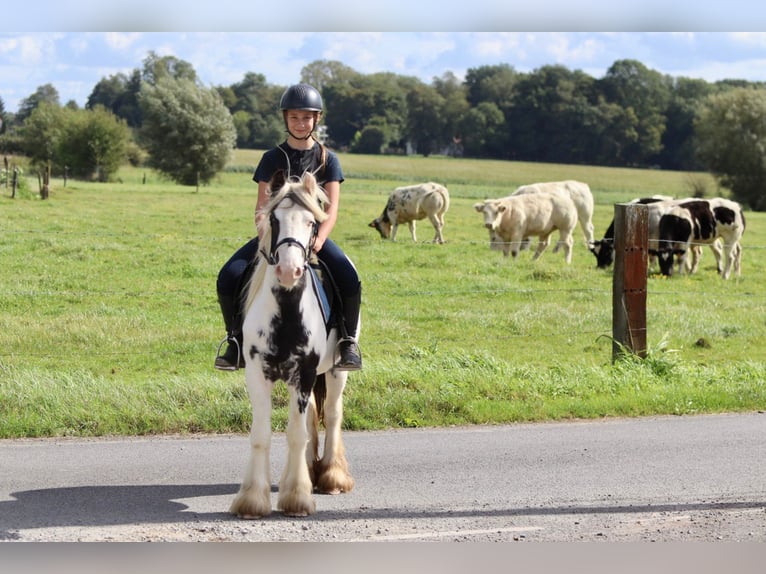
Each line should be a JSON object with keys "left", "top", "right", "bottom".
{"left": 1, "top": 52, "right": 766, "bottom": 210}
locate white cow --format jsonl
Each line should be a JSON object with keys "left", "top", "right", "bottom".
{"left": 474, "top": 192, "right": 577, "bottom": 263}
{"left": 368, "top": 182, "right": 450, "bottom": 243}
{"left": 512, "top": 180, "right": 595, "bottom": 245}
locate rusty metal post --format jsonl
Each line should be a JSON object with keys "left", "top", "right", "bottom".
{"left": 612, "top": 202, "right": 648, "bottom": 360}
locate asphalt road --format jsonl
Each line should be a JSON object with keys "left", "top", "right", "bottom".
{"left": 1, "top": 412, "right": 765, "bottom": 542}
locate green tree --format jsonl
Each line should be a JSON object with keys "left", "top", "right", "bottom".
{"left": 0, "top": 95, "right": 6, "bottom": 134}
{"left": 19, "top": 102, "right": 66, "bottom": 170}
{"left": 86, "top": 70, "right": 143, "bottom": 128}
{"left": 301, "top": 60, "right": 359, "bottom": 92}
{"left": 598, "top": 59, "right": 671, "bottom": 166}
{"left": 16, "top": 84, "right": 61, "bottom": 124}
{"left": 695, "top": 87, "right": 766, "bottom": 211}
{"left": 462, "top": 64, "right": 518, "bottom": 159}
{"left": 220, "top": 72, "right": 283, "bottom": 149}
{"left": 433, "top": 72, "right": 470, "bottom": 157}
{"left": 57, "top": 106, "right": 132, "bottom": 181}
{"left": 351, "top": 125, "right": 386, "bottom": 154}
{"left": 141, "top": 51, "right": 197, "bottom": 85}
{"left": 405, "top": 82, "right": 446, "bottom": 157}
{"left": 459, "top": 102, "right": 505, "bottom": 158}
{"left": 464, "top": 64, "right": 518, "bottom": 109}
{"left": 656, "top": 77, "right": 714, "bottom": 170}
{"left": 139, "top": 77, "right": 236, "bottom": 186}
{"left": 508, "top": 65, "right": 597, "bottom": 163}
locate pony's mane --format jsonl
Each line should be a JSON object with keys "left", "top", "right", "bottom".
{"left": 243, "top": 173, "right": 330, "bottom": 313}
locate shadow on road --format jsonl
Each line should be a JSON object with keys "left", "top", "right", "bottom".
{"left": 2, "top": 482, "right": 764, "bottom": 540}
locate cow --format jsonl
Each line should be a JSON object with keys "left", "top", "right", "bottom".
{"left": 368, "top": 182, "right": 450, "bottom": 243}
{"left": 512, "top": 180, "right": 595, "bottom": 245}
{"left": 588, "top": 196, "right": 675, "bottom": 269}
{"left": 657, "top": 198, "right": 746, "bottom": 279}
{"left": 474, "top": 192, "right": 577, "bottom": 263}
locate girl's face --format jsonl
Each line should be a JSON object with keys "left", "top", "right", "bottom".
{"left": 285, "top": 110, "right": 318, "bottom": 138}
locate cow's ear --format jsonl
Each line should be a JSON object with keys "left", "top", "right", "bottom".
{"left": 473, "top": 202, "right": 484, "bottom": 212}
{"left": 498, "top": 205, "right": 507, "bottom": 213}
{"left": 368, "top": 220, "right": 376, "bottom": 228}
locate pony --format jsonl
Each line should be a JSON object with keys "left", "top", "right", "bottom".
{"left": 229, "top": 170, "right": 356, "bottom": 518}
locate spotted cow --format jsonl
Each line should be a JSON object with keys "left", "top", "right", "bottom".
{"left": 368, "top": 182, "right": 450, "bottom": 243}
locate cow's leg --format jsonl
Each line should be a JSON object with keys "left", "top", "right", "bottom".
{"left": 708, "top": 239, "right": 723, "bottom": 274}
{"left": 390, "top": 222, "right": 399, "bottom": 242}
{"left": 314, "top": 371, "right": 355, "bottom": 495}
{"left": 407, "top": 221, "right": 417, "bottom": 242}
{"left": 428, "top": 213, "right": 444, "bottom": 243}
{"left": 230, "top": 370, "right": 273, "bottom": 519}
{"left": 686, "top": 245, "right": 702, "bottom": 274}
{"left": 278, "top": 385, "right": 316, "bottom": 516}
{"left": 561, "top": 231, "right": 574, "bottom": 263}
{"left": 552, "top": 229, "right": 574, "bottom": 263}
{"left": 733, "top": 242, "right": 742, "bottom": 276}
{"left": 532, "top": 234, "right": 551, "bottom": 260}
{"left": 720, "top": 241, "right": 738, "bottom": 280}
{"left": 582, "top": 220, "right": 595, "bottom": 246}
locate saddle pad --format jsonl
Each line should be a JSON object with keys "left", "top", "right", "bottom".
{"left": 308, "top": 265, "right": 332, "bottom": 328}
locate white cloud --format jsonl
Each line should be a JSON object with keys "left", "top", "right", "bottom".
{"left": 104, "top": 32, "right": 143, "bottom": 52}
{"left": 728, "top": 32, "right": 766, "bottom": 47}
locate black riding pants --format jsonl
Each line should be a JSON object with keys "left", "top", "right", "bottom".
{"left": 216, "top": 237, "right": 361, "bottom": 329}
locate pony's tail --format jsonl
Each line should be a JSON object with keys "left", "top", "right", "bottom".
{"left": 313, "top": 374, "right": 326, "bottom": 424}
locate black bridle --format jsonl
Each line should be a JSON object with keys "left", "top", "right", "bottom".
{"left": 260, "top": 198, "right": 319, "bottom": 266}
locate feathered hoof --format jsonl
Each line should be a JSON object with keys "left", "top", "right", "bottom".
{"left": 230, "top": 489, "right": 272, "bottom": 519}
{"left": 314, "top": 460, "right": 355, "bottom": 494}
{"left": 277, "top": 491, "right": 316, "bottom": 517}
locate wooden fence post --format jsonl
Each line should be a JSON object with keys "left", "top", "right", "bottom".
{"left": 612, "top": 202, "right": 648, "bottom": 360}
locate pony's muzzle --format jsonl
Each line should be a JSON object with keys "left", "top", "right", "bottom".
{"left": 275, "top": 263, "right": 304, "bottom": 287}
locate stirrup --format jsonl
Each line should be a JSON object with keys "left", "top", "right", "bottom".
{"left": 334, "top": 337, "right": 362, "bottom": 371}
{"left": 215, "top": 335, "right": 243, "bottom": 371}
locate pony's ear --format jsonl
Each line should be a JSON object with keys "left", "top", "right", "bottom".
{"left": 270, "top": 169, "right": 286, "bottom": 194}
{"left": 302, "top": 171, "right": 317, "bottom": 191}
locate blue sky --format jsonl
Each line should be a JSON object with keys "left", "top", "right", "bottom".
{"left": 2, "top": 3, "right": 766, "bottom": 113}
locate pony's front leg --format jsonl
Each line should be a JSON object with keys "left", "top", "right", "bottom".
{"left": 230, "top": 373, "right": 273, "bottom": 519}
{"left": 315, "top": 371, "right": 355, "bottom": 495}
{"left": 277, "top": 385, "right": 316, "bottom": 516}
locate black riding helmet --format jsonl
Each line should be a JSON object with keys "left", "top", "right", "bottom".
{"left": 280, "top": 83, "right": 323, "bottom": 112}
{"left": 280, "top": 83, "right": 323, "bottom": 140}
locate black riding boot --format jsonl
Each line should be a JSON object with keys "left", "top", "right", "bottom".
{"left": 214, "top": 292, "right": 245, "bottom": 371}
{"left": 335, "top": 286, "right": 362, "bottom": 371}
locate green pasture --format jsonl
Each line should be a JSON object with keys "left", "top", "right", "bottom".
{"left": 1, "top": 150, "right": 764, "bottom": 438}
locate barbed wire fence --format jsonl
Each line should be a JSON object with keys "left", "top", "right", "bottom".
{"left": 0, "top": 226, "right": 763, "bottom": 364}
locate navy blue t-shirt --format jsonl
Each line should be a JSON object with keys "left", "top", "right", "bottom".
{"left": 253, "top": 142, "right": 344, "bottom": 186}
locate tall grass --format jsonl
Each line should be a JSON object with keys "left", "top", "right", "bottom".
{"left": 0, "top": 151, "right": 764, "bottom": 437}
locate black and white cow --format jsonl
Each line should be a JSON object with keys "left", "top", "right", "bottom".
{"left": 588, "top": 196, "right": 674, "bottom": 269}
{"left": 657, "top": 198, "right": 746, "bottom": 279}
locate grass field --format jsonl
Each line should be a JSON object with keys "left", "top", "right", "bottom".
{"left": 1, "top": 150, "right": 764, "bottom": 437}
